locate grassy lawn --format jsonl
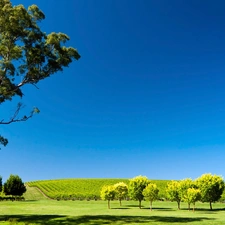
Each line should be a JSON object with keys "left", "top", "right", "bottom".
{"left": 0, "top": 200, "right": 224, "bottom": 225}
{"left": 23, "top": 186, "right": 49, "bottom": 201}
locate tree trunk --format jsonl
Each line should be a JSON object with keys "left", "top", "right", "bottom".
{"left": 150, "top": 201, "right": 152, "bottom": 211}
{"left": 139, "top": 200, "right": 142, "bottom": 209}
{"left": 108, "top": 200, "right": 110, "bottom": 209}
{"left": 193, "top": 203, "right": 195, "bottom": 212}
{"left": 188, "top": 203, "right": 190, "bottom": 211}
{"left": 177, "top": 201, "right": 180, "bottom": 210}
{"left": 119, "top": 198, "right": 122, "bottom": 206}
{"left": 210, "top": 201, "right": 212, "bottom": 210}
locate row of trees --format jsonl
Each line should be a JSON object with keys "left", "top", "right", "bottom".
{"left": 0, "top": 175, "right": 26, "bottom": 199}
{"left": 166, "top": 174, "right": 224, "bottom": 211}
{"left": 101, "top": 182, "right": 128, "bottom": 209}
{"left": 100, "top": 173, "right": 224, "bottom": 211}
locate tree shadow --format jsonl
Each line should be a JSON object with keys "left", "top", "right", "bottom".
{"left": 24, "top": 200, "right": 38, "bottom": 202}
{"left": 195, "top": 208, "right": 225, "bottom": 212}
{"left": 125, "top": 205, "right": 174, "bottom": 211}
{"left": 181, "top": 208, "right": 225, "bottom": 213}
{"left": 125, "top": 204, "right": 142, "bottom": 207}
{"left": 142, "top": 207, "right": 174, "bottom": 211}
{"left": 0, "top": 214, "right": 215, "bottom": 225}
{"left": 113, "top": 207, "right": 130, "bottom": 209}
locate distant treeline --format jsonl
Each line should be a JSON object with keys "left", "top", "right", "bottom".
{"left": 0, "top": 196, "right": 25, "bottom": 201}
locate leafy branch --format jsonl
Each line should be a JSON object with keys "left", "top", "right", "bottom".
{"left": 0, "top": 0, "right": 80, "bottom": 148}
{"left": 0, "top": 102, "right": 40, "bottom": 125}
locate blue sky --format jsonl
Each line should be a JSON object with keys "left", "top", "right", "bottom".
{"left": 1, "top": 0, "right": 225, "bottom": 182}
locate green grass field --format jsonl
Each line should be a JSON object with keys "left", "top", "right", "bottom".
{"left": 23, "top": 186, "right": 49, "bottom": 201}
{"left": 0, "top": 199, "right": 224, "bottom": 225}
{"left": 0, "top": 179, "right": 224, "bottom": 224}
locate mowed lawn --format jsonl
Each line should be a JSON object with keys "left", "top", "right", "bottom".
{"left": 0, "top": 200, "right": 224, "bottom": 225}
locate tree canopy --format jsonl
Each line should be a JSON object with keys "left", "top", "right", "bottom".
{"left": 100, "top": 185, "right": 116, "bottom": 209}
{"left": 179, "top": 178, "right": 196, "bottom": 210}
{"left": 196, "top": 173, "right": 224, "bottom": 210}
{"left": 0, "top": 0, "right": 80, "bottom": 147}
{"left": 183, "top": 188, "right": 201, "bottom": 212}
{"left": 166, "top": 180, "right": 181, "bottom": 210}
{"left": 4, "top": 174, "right": 26, "bottom": 196}
{"left": 114, "top": 182, "right": 128, "bottom": 206}
{"left": 0, "top": 176, "right": 2, "bottom": 192}
{"left": 143, "top": 183, "right": 159, "bottom": 211}
{"left": 129, "top": 175, "right": 150, "bottom": 209}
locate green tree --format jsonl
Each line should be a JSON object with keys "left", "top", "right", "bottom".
{"left": 4, "top": 174, "right": 26, "bottom": 197}
{"left": 166, "top": 181, "right": 181, "bottom": 210}
{"left": 114, "top": 182, "right": 128, "bottom": 206}
{"left": 183, "top": 188, "right": 201, "bottom": 212}
{"left": 0, "top": 136, "right": 8, "bottom": 148}
{"left": 220, "top": 190, "right": 225, "bottom": 202}
{"left": 128, "top": 175, "right": 150, "bottom": 209}
{"left": 0, "top": 176, "right": 2, "bottom": 192}
{"left": 179, "top": 178, "right": 195, "bottom": 210}
{"left": 143, "top": 183, "right": 159, "bottom": 211}
{"left": 196, "top": 173, "right": 224, "bottom": 210}
{"left": 100, "top": 185, "right": 116, "bottom": 209}
{"left": 0, "top": 0, "right": 80, "bottom": 147}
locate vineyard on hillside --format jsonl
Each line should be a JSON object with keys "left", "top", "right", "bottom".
{"left": 27, "top": 179, "right": 169, "bottom": 200}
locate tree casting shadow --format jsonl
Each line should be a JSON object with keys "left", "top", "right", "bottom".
{"left": 0, "top": 214, "right": 215, "bottom": 225}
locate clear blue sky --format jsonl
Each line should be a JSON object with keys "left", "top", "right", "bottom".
{"left": 1, "top": 0, "right": 225, "bottom": 182}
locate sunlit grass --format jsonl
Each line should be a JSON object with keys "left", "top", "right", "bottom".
{"left": 23, "top": 186, "right": 48, "bottom": 201}
{"left": 0, "top": 200, "right": 224, "bottom": 224}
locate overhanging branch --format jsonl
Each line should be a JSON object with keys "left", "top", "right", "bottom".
{"left": 0, "top": 102, "right": 40, "bottom": 125}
